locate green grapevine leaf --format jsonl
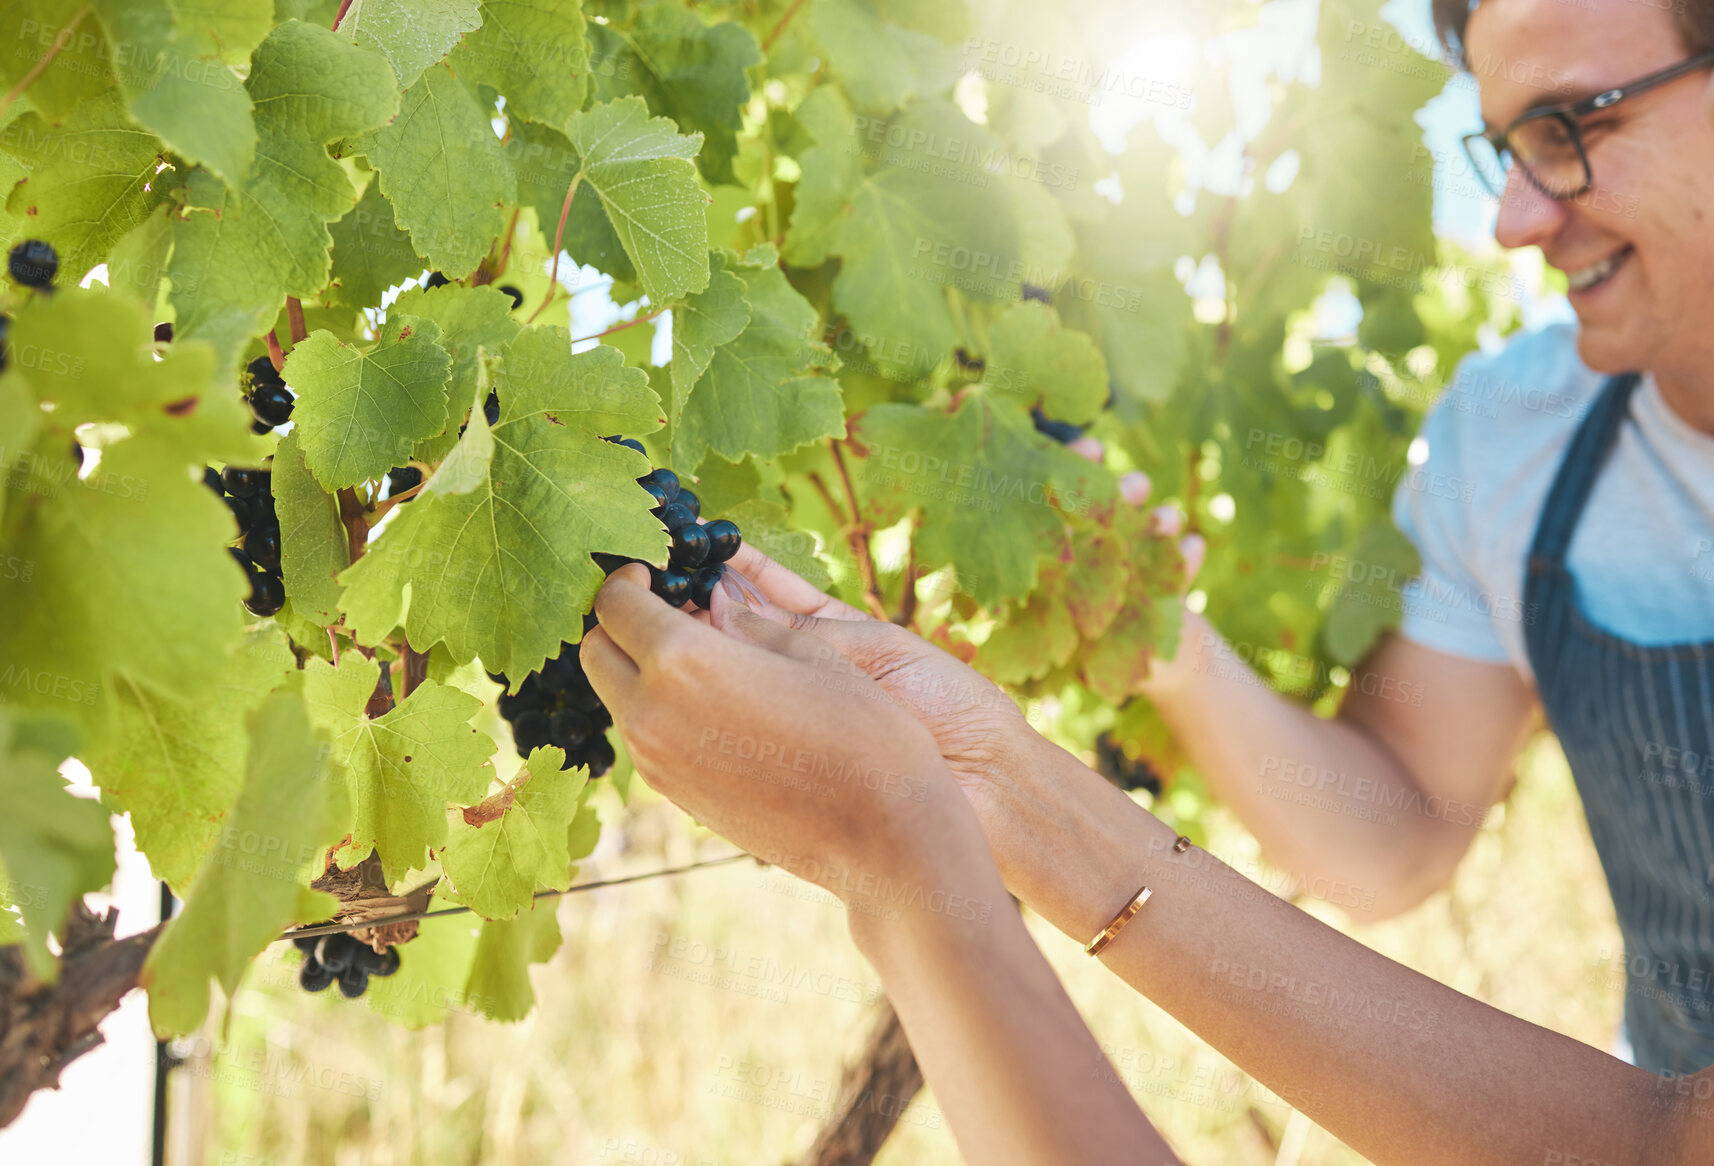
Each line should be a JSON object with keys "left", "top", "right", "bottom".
{"left": 0, "top": 1, "right": 120, "bottom": 122}
{"left": 388, "top": 283, "right": 522, "bottom": 459}
{"left": 272, "top": 433, "right": 350, "bottom": 625}
{"left": 464, "top": 899, "right": 559, "bottom": 1021}
{"left": 984, "top": 301, "right": 1108, "bottom": 426}
{"left": 807, "top": 0, "right": 965, "bottom": 116}
{"left": 451, "top": 0, "right": 589, "bottom": 128}
{"left": 94, "top": 0, "right": 258, "bottom": 186}
{"left": 0, "top": 709, "right": 113, "bottom": 981}
{"left": 300, "top": 655, "right": 494, "bottom": 883}
{"left": 284, "top": 317, "right": 454, "bottom": 490}
{"left": 977, "top": 584, "right": 1078, "bottom": 687}
{"left": 88, "top": 627, "right": 295, "bottom": 890}
{"left": 440, "top": 746, "right": 589, "bottom": 920}
{"left": 675, "top": 248, "right": 842, "bottom": 470}
{"left": 340, "top": 0, "right": 482, "bottom": 86}
{"left": 360, "top": 63, "right": 517, "bottom": 279}
{"left": 1, "top": 91, "right": 167, "bottom": 288}
{"left": 851, "top": 395, "right": 1113, "bottom": 606}
{"left": 587, "top": 0, "right": 762, "bottom": 186}
{"left": 143, "top": 691, "right": 342, "bottom": 1035}
{"left": 327, "top": 179, "right": 425, "bottom": 310}
{"left": 668, "top": 248, "right": 748, "bottom": 428}
{"left": 338, "top": 339, "right": 668, "bottom": 677}
{"left": 169, "top": 19, "right": 399, "bottom": 362}
{"left": 504, "top": 118, "right": 636, "bottom": 288}
{"left": 361, "top": 913, "right": 480, "bottom": 1027}
{"left": 562, "top": 96, "right": 710, "bottom": 304}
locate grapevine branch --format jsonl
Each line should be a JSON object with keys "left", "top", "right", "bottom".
{"left": 826, "top": 442, "right": 890, "bottom": 621}
{"left": 529, "top": 173, "right": 584, "bottom": 324}
{"left": 762, "top": 0, "right": 807, "bottom": 52}
{"left": 798, "top": 1001, "right": 923, "bottom": 1166}
{"left": 285, "top": 296, "right": 309, "bottom": 346}
{"left": 280, "top": 852, "right": 752, "bottom": 941}
{"left": 0, "top": 5, "right": 90, "bottom": 120}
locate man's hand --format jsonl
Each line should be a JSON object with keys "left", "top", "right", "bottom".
{"left": 581, "top": 564, "right": 972, "bottom": 900}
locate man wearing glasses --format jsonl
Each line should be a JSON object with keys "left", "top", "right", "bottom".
{"left": 1135, "top": 0, "right": 1714, "bottom": 1075}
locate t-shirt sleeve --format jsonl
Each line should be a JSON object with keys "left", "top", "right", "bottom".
{"left": 1390, "top": 382, "right": 1514, "bottom": 664}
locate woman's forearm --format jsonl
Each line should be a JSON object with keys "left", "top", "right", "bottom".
{"left": 991, "top": 732, "right": 1707, "bottom": 1166}
{"left": 844, "top": 837, "right": 1178, "bottom": 1165}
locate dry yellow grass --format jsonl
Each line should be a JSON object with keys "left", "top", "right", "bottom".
{"left": 184, "top": 733, "right": 1619, "bottom": 1166}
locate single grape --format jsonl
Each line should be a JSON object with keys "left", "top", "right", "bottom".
{"left": 154, "top": 322, "right": 173, "bottom": 344}
{"left": 539, "top": 652, "right": 583, "bottom": 692}
{"left": 497, "top": 682, "right": 546, "bottom": 721}
{"left": 651, "top": 566, "right": 692, "bottom": 608}
{"left": 513, "top": 709, "right": 551, "bottom": 753}
{"left": 299, "top": 959, "right": 335, "bottom": 993}
{"left": 316, "top": 934, "right": 355, "bottom": 974}
{"left": 1021, "top": 283, "right": 1051, "bottom": 304}
{"left": 703, "top": 520, "right": 742, "bottom": 564}
{"left": 670, "top": 522, "right": 710, "bottom": 571}
{"left": 228, "top": 546, "right": 252, "bottom": 573}
{"left": 677, "top": 490, "right": 701, "bottom": 522}
{"left": 202, "top": 466, "right": 223, "bottom": 493}
{"left": 584, "top": 735, "right": 617, "bottom": 778}
{"left": 245, "top": 525, "right": 282, "bottom": 574}
{"left": 592, "top": 552, "right": 639, "bottom": 575}
{"left": 606, "top": 436, "right": 647, "bottom": 456}
{"left": 639, "top": 468, "right": 679, "bottom": 503}
{"left": 657, "top": 502, "right": 695, "bottom": 534}
{"left": 484, "top": 390, "right": 500, "bottom": 426}
{"left": 247, "top": 355, "right": 285, "bottom": 392}
{"left": 689, "top": 562, "right": 726, "bottom": 609}
{"left": 251, "top": 417, "right": 274, "bottom": 436}
{"left": 564, "top": 675, "right": 603, "bottom": 714}
{"left": 425, "top": 271, "right": 451, "bottom": 289}
{"left": 224, "top": 491, "right": 253, "bottom": 531}
{"left": 8, "top": 239, "right": 58, "bottom": 288}
{"left": 371, "top": 947, "right": 400, "bottom": 977}
{"left": 498, "top": 285, "right": 524, "bottom": 310}
{"left": 336, "top": 963, "right": 368, "bottom": 998}
{"left": 291, "top": 931, "right": 322, "bottom": 953}
{"left": 1030, "top": 408, "right": 1084, "bottom": 445}
{"left": 387, "top": 465, "right": 423, "bottom": 498}
{"left": 549, "top": 707, "right": 593, "bottom": 751}
{"left": 221, "top": 466, "right": 263, "bottom": 498}
{"left": 640, "top": 477, "right": 674, "bottom": 511}
{"left": 244, "top": 569, "right": 285, "bottom": 617}
{"left": 250, "top": 383, "right": 295, "bottom": 427}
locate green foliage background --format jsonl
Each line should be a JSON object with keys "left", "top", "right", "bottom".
{"left": 0, "top": 0, "right": 1518, "bottom": 1043}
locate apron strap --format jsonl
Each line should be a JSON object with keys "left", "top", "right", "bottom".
{"left": 1526, "top": 373, "right": 1643, "bottom": 570}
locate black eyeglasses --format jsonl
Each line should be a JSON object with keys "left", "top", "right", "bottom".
{"left": 1462, "top": 51, "right": 1714, "bottom": 199}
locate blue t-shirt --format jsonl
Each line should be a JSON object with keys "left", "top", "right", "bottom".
{"left": 1392, "top": 323, "right": 1714, "bottom": 683}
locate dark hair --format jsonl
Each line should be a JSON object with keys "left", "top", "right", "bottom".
{"left": 1433, "top": 0, "right": 1714, "bottom": 65}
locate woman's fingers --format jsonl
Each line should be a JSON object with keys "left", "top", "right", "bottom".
{"left": 592, "top": 562, "right": 709, "bottom": 667}
{"left": 726, "top": 544, "right": 869, "bottom": 623}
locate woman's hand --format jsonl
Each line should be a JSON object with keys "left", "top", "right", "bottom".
{"left": 580, "top": 564, "right": 988, "bottom": 904}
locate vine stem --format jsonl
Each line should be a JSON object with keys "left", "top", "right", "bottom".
{"left": 281, "top": 853, "right": 752, "bottom": 941}
{"left": 529, "top": 172, "right": 583, "bottom": 325}
{"left": 823, "top": 442, "right": 890, "bottom": 622}
{"left": 265, "top": 330, "right": 286, "bottom": 372}
{"left": 0, "top": 5, "right": 89, "bottom": 120}
{"left": 571, "top": 308, "right": 664, "bottom": 347}
{"left": 330, "top": 0, "right": 354, "bottom": 30}
{"left": 366, "top": 479, "right": 423, "bottom": 522}
{"left": 285, "top": 297, "right": 308, "bottom": 345}
{"left": 893, "top": 523, "right": 919, "bottom": 628}
{"left": 762, "top": 0, "right": 806, "bottom": 52}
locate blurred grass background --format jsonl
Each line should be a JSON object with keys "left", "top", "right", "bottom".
{"left": 179, "top": 732, "right": 1618, "bottom": 1166}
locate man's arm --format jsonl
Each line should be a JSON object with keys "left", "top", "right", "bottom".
{"left": 1139, "top": 609, "right": 1536, "bottom": 919}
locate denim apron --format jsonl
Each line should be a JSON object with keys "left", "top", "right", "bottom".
{"left": 1524, "top": 372, "right": 1714, "bottom": 1075}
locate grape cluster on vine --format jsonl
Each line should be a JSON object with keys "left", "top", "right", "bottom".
{"left": 493, "top": 438, "right": 746, "bottom": 778}
{"left": 8, "top": 239, "right": 57, "bottom": 289}
{"left": 206, "top": 462, "right": 285, "bottom": 617}
{"left": 293, "top": 931, "right": 399, "bottom": 998}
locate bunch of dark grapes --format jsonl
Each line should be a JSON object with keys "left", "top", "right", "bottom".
{"left": 1094, "top": 732, "right": 1163, "bottom": 797}
{"left": 493, "top": 437, "right": 746, "bottom": 776}
{"left": 386, "top": 465, "right": 423, "bottom": 501}
{"left": 1031, "top": 407, "right": 1086, "bottom": 445}
{"left": 293, "top": 931, "right": 399, "bottom": 998}
{"left": 206, "top": 462, "right": 285, "bottom": 617}
{"left": 493, "top": 622, "right": 618, "bottom": 777}
{"left": 246, "top": 355, "right": 295, "bottom": 435}
{"left": 9, "top": 239, "right": 58, "bottom": 289}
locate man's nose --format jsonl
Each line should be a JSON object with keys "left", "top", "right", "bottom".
{"left": 1493, "top": 164, "right": 1570, "bottom": 250}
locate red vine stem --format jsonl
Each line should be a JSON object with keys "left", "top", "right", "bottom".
{"left": 824, "top": 442, "right": 890, "bottom": 622}
{"left": 265, "top": 330, "right": 286, "bottom": 372}
{"left": 894, "top": 522, "right": 919, "bottom": 629}
{"left": 762, "top": 0, "right": 806, "bottom": 52}
{"left": 0, "top": 5, "right": 89, "bottom": 120}
{"left": 528, "top": 173, "right": 583, "bottom": 324}
{"left": 285, "top": 297, "right": 308, "bottom": 346}
{"left": 330, "top": 0, "right": 355, "bottom": 30}
{"left": 571, "top": 308, "right": 664, "bottom": 346}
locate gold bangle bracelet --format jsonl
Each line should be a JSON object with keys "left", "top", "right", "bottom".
{"left": 1085, "top": 835, "right": 1188, "bottom": 957}
{"left": 1085, "top": 884, "right": 1152, "bottom": 957}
